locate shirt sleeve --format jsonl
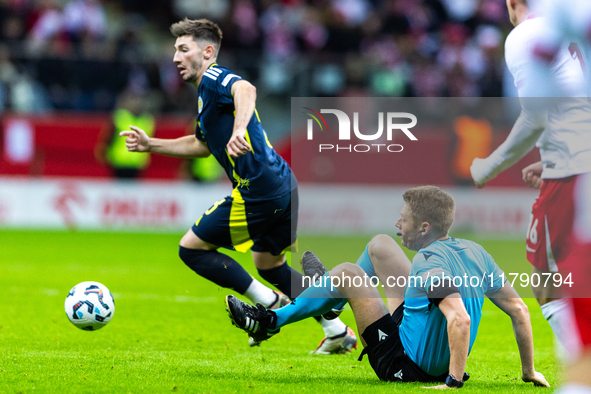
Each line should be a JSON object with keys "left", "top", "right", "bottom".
{"left": 205, "top": 67, "right": 242, "bottom": 102}
{"left": 470, "top": 27, "right": 547, "bottom": 185}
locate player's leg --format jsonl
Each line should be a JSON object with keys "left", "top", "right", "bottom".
{"left": 179, "top": 198, "right": 278, "bottom": 308}
{"left": 531, "top": 265, "right": 573, "bottom": 348}
{"left": 249, "top": 251, "right": 292, "bottom": 310}
{"left": 559, "top": 292, "right": 591, "bottom": 393}
{"left": 527, "top": 178, "right": 577, "bottom": 350}
{"left": 561, "top": 298, "right": 591, "bottom": 393}
{"left": 272, "top": 263, "right": 385, "bottom": 335}
{"left": 253, "top": 249, "right": 353, "bottom": 349}
{"left": 227, "top": 262, "right": 387, "bottom": 346}
{"left": 251, "top": 189, "right": 303, "bottom": 298}
{"left": 248, "top": 190, "right": 355, "bottom": 351}
{"left": 252, "top": 251, "right": 302, "bottom": 297}
{"left": 558, "top": 173, "right": 591, "bottom": 393}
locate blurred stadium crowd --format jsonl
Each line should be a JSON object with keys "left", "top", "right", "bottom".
{"left": 0, "top": 0, "right": 513, "bottom": 116}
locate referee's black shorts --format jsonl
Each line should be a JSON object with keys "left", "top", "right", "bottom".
{"left": 359, "top": 302, "right": 447, "bottom": 383}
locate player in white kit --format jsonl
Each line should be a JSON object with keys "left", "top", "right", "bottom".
{"left": 470, "top": 0, "right": 591, "bottom": 358}
{"left": 531, "top": 1, "right": 591, "bottom": 392}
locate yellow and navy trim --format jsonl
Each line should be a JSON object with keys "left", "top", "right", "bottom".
{"left": 229, "top": 188, "right": 254, "bottom": 253}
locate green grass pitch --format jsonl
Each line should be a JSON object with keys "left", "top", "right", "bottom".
{"left": 0, "top": 230, "right": 559, "bottom": 393}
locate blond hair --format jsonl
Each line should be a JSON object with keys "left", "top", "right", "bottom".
{"left": 403, "top": 186, "right": 455, "bottom": 236}
{"left": 170, "top": 18, "right": 223, "bottom": 55}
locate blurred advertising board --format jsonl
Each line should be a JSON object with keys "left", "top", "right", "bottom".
{"left": 0, "top": 177, "right": 535, "bottom": 237}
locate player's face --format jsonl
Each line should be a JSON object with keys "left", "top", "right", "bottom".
{"left": 173, "top": 35, "right": 203, "bottom": 83}
{"left": 395, "top": 204, "right": 422, "bottom": 251}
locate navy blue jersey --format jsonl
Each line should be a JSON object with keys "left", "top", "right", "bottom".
{"left": 195, "top": 64, "right": 295, "bottom": 201}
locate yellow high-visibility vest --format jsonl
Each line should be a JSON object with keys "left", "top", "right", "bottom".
{"left": 107, "top": 109, "right": 155, "bottom": 169}
{"left": 191, "top": 155, "right": 224, "bottom": 182}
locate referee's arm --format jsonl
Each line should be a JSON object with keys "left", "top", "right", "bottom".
{"left": 489, "top": 285, "right": 550, "bottom": 387}
{"left": 438, "top": 295, "right": 471, "bottom": 382}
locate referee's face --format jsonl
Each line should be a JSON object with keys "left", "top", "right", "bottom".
{"left": 396, "top": 204, "right": 421, "bottom": 251}
{"left": 173, "top": 35, "right": 202, "bottom": 83}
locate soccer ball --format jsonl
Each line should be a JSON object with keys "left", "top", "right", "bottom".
{"left": 64, "top": 281, "right": 115, "bottom": 331}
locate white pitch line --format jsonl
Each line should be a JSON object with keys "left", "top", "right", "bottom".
{"left": 17, "top": 288, "right": 218, "bottom": 304}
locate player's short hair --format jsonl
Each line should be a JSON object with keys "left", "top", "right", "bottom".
{"left": 403, "top": 186, "right": 455, "bottom": 236}
{"left": 170, "top": 18, "right": 223, "bottom": 55}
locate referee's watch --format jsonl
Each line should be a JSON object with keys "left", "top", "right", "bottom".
{"left": 445, "top": 374, "right": 464, "bottom": 388}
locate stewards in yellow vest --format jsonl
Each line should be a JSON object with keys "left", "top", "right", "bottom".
{"left": 95, "top": 94, "right": 155, "bottom": 179}
{"left": 189, "top": 154, "right": 224, "bottom": 182}
{"left": 180, "top": 117, "right": 224, "bottom": 183}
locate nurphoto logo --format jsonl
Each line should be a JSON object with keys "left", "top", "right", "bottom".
{"left": 303, "top": 107, "right": 418, "bottom": 153}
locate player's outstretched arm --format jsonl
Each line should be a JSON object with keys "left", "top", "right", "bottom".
{"left": 470, "top": 103, "right": 546, "bottom": 188}
{"left": 120, "top": 126, "right": 210, "bottom": 158}
{"left": 488, "top": 285, "right": 550, "bottom": 387}
{"left": 522, "top": 161, "right": 543, "bottom": 189}
{"left": 227, "top": 80, "right": 256, "bottom": 158}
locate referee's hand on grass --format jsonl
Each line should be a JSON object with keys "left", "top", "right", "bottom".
{"left": 522, "top": 370, "right": 550, "bottom": 387}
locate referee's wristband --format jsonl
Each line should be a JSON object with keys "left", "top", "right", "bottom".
{"left": 445, "top": 374, "right": 464, "bottom": 388}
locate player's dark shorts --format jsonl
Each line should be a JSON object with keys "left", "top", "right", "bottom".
{"left": 191, "top": 187, "right": 297, "bottom": 256}
{"left": 359, "top": 303, "right": 447, "bottom": 383}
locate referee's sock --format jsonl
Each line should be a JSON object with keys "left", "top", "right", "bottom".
{"left": 179, "top": 246, "right": 275, "bottom": 306}
{"left": 273, "top": 275, "right": 344, "bottom": 330}
{"left": 259, "top": 263, "right": 348, "bottom": 336}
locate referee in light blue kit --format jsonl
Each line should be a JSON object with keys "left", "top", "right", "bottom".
{"left": 226, "top": 186, "right": 550, "bottom": 388}
{"left": 119, "top": 18, "right": 356, "bottom": 353}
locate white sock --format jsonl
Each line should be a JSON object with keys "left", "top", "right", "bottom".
{"left": 556, "top": 384, "right": 591, "bottom": 394}
{"left": 243, "top": 278, "right": 276, "bottom": 307}
{"left": 540, "top": 299, "right": 580, "bottom": 361}
{"left": 319, "top": 317, "right": 347, "bottom": 338}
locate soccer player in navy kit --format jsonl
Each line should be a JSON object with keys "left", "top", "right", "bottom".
{"left": 226, "top": 186, "right": 549, "bottom": 387}
{"left": 120, "top": 18, "right": 355, "bottom": 353}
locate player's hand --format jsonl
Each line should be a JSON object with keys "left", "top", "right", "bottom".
{"left": 227, "top": 128, "right": 251, "bottom": 158}
{"left": 470, "top": 158, "right": 488, "bottom": 189}
{"left": 119, "top": 126, "right": 150, "bottom": 152}
{"left": 522, "top": 371, "right": 550, "bottom": 387}
{"left": 522, "top": 161, "right": 543, "bottom": 189}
